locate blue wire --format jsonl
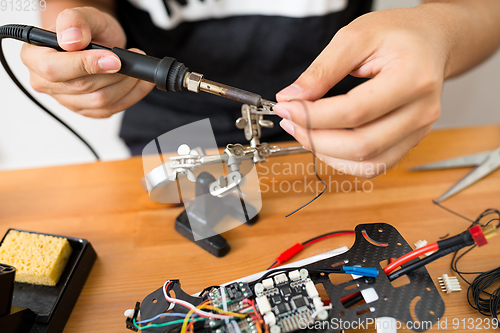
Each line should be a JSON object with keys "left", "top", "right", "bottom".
{"left": 136, "top": 312, "right": 194, "bottom": 324}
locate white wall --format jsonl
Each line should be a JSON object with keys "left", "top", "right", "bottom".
{"left": 373, "top": 0, "right": 500, "bottom": 128}
{"left": 0, "top": 1, "right": 499, "bottom": 170}
{"left": 0, "top": 9, "right": 129, "bottom": 170}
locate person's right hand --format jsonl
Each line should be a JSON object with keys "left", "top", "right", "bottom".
{"left": 20, "top": 7, "right": 155, "bottom": 118}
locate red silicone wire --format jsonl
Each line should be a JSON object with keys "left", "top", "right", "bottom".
{"left": 383, "top": 242, "right": 439, "bottom": 275}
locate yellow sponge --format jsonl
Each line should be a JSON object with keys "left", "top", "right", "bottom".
{"left": 0, "top": 230, "right": 73, "bottom": 286}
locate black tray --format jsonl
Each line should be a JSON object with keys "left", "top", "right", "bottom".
{"left": 0, "top": 229, "right": 97, "bottom": 333}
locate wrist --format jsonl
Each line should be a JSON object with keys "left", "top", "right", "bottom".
{"left": 417, "top": 1, "right": 500, "bottom": 79}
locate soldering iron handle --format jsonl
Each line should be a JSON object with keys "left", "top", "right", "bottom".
{"left": 27, "top": 26, "right": 109, "bottom": 52}
{"left": 2, "top": 24, "right": 269, "bottom": 106}
{"left": 25, "top": 26, "right": 188, "bottom": 92}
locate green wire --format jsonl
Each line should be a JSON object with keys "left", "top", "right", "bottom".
{"left": 133, "top": 317, "right": 206, "bottom": 330}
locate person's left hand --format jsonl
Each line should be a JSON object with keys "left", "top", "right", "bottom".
{"left": 274, "top": 7, "right": 448, "bottom": 178}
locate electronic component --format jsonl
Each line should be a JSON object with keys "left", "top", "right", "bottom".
{"left": 226, "top": 282, "right": 252, "bottom": 301}
{"left": 254, "top": 268, "right": 322, "bottom": 333}
{"left": 288, "top": 270, "right": 301, "bottom": 281}
{"left": 438, "top": 274, "right": 462, "bottom": 293}
{"left": 256, "top": 296, "right": 272, "bottom": 315}
{"left": 126, "top": 223, "right": 456, "bottom": 333}
{"left": 414, "top": 240, "right": 435, "bottom": 256}
{"left": 274, "top": 273, "right": 288, "bottom": 285}
{"left": 262, "top": 278, "right": 274, "bottom": 290}
{"left": 206, "top": 283, "right": 258, "bottom": 333}
{"left": 210, "top": 282, "right": 253, "bottom": 312}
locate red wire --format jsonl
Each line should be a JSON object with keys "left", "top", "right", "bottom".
{"left": 302, "top": 232, "right": 356, "bottom": 247}
{"left": 383, "top": 243, "right": 439, "bottom": 275}
{"left": 271, "top": 232, "right": 356, "bottom": 269}
{"left": 340, "top": 291, "right": 361, "bottom": 303}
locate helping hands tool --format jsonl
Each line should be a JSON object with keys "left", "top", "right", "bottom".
{"left": 0, "top": 24, "right": 276, "bottom": 109}
{"left": 1, "top": 24, "right": 310, "bottom": 257}
{"left": 409, "top": 145, "right": 500, "bottom": 202}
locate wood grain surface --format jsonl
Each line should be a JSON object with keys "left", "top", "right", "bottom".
{"left": 0, "top": 124, "right": 499, "bottom": 332}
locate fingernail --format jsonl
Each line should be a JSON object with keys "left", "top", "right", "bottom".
{"left": 273, "top": 105, "right": 291, "bottom": 120}
{"left": 98, "top": 56, "right": 120, "bottom": 72}
{"left": 60, "top": 28, "right": 83, "bottom": 44}
{"left": 277, "top": 84, "right": 303, "bottom": 99}
{"left": 280, "top": 119, "right": 294, "bottom": 136}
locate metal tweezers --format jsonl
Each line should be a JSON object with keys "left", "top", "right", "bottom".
{"left": 409, "top": 145, "right": 500, "bottom": 203}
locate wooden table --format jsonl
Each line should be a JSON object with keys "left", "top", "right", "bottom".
{"left": 0, "top": 125, "right": 499, "bottom": 332}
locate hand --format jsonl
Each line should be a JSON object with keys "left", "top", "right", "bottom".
{"left": 274, "top": 7, "right": 447, "bottom": 178}
{"left": 20, "top": 7, "right": 155, "bottom": 118}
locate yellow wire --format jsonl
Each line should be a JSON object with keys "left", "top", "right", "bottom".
{"left": 181, "top": 303, "right": 205, "bottom": 333}
{"left": 180, "top": 302, "right": 248, "bottom": 333}
{"left": 203, "top": 305, "right": 247, "bottom": 318}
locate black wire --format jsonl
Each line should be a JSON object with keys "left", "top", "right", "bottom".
{"left": 342, "top": 293, "right": 364, "bottom": 309}
{"left": 467, "top": 267, "right": 500, "bottom": 321}
{"left": 433, "top": 200, "right": 475, "bottom": 223}
{"left": 251, "top": 266, "right": 343, "bottom": 286}
{"left": 266, "top": 261, "right": 278, "bottom": 270}
{"left": 0, "top": 38, "right": 100, "bottom": 160}
{"left": 301, "top": 230, "right": 355, "bottom": 246}
{"left": 266, "top": 230, "right": 354, "bottom": 269}
{"left": 285, "top": 100, "right": 326, "bottom": 217}
{"left": 439, "top": 207, "right": 500, "bottom": 321}
{"left": 387, "top": 243, "right": 465, "bottom": 282}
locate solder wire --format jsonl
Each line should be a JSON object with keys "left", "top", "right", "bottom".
{"left": 285, "top": 100, "right": 327, "bottom": 217}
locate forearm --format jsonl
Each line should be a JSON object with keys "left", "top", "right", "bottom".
{"left": 42, "top": 0, "right": 116, "bottom": 28}
{"left": 421, "top": 0, "right": 500, "bottom": 78}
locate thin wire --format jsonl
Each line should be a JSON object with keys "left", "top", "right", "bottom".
{"left": 0, "top": 39, "right": 100, "bottom": 160}
{"left": 266, "top": 261, "right": 278, "bottom": 270}
{"left": 162, "top": 281, "right": 242, "bottom": 319}
{"left": 440, "top": 208, "right": 500, "bottom": 321}
{"left": 137, "top": 312, "right": 194, "bottom": 325}
{"left": 432, "top": 200, "right": 474, "bottom": 223}
{"left": 134, "top": 317, "right": 205, "bottom": 330}
{"left": 286, "top": 100, "right": 326, "bottom": 217}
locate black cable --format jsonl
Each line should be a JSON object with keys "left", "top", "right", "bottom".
{"left": 342, "top": 293, "right": 364, "bottom": 309}
{"left": 285, "top": 100, "right": 326, "bottom": 217}
{"left": 431, "top": 206, "right": 500, "bottom": 321}
{"left": 387, "top": 243, "right": 465, "bottom": 281}
{"left": 467, "top": 267, "right": 500, "bottom": 321}
{"left": 252, "top": 266, "right": 344, "bottom": 285}
{"left": 0, "top": 25, "right": 100, "bottom": 160}
{"left": 387, "top": 208, "right": 499, "bottom": 284}
{"left": 433, "top": 200, "right": 475, "bottom": 223}
{"left": 266, "top": 261, "right": 278, "bottom": 270}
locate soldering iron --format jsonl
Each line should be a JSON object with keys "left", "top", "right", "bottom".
{"left": 0, "top": 24, "right": 277, "bottom": 159}
{"left": 0, "top": 24, "right": 276, "bottom": 108}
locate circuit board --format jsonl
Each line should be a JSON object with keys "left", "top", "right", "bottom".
{"left": 207, "top": 282, "right": 258, "bottom": 333}
{"left": 253, "top": 269, "right": 326, "bottom": 333}
{"left": 126, "top": 223, "right": 445, "bottom": 333}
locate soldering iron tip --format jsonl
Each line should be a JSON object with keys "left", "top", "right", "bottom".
{"left": 261, "top": 99, "right": 277, "bottom": 108}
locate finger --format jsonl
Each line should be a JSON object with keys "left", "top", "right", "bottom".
{"left": 53, "top": 76, "right": 141, "bottom": 111}
{"left": 276, "top": 26, "right": 377, "bottom": 102}
{"left": 30, "top": 71, "right": 126, "bottom": 95}
{"left": 279, "top": 96, "right": 440, "bottom": 161}
{"left": 56, "top": 7, "right": 121, "bottom": 51}
{"left": 21, "top": 44, "right": 121, "bottom": 82}
{"left": 75, "top": 80, "right": 155, "bottom": 118}
{"left": 274, "top": 66, "right": 440, "bottom": 129}
{"left": 315, "top": 125, "right": 432, "bottom": 178}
